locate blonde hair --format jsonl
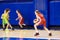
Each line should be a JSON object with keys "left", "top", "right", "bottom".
{"left": 35, "top": 10, "right": 40, "bottom": 14}
{"left": 5, "top": 8, "right": 10, "bottom": 12}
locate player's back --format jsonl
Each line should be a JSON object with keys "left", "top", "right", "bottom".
{"left": 18, "top": 13, "right": 23, "bottom": 19}
{"left": 37, "top": 13, "right": 46, "bottom": 21}
{"left": 37, "top": 13, "right": 44, "bottom": 18}
{"left": 37, "top": 13, "right": 46, "bottom": 24}
{"left": 2, "top": 13, "right": 8, "bottom": 20}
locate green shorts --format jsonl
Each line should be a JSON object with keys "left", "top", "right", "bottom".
{"left": 2, "top": 19, "right": 9, "bottom": 25}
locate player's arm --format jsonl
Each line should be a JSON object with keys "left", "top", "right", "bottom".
{"left": 33, "top": 14, "right": 38, "bottom": 23}
{"left": 36, "top": 14, "right": 39, "bottom": 21}
{"left": 7, "top": 15, "right": 9, "bottom": 20}
{"left": 1, "top": 14, "right": 3, "bottom": 19}
{"left": 1, "top": 16, "right": 2, "bottom": 19}
{"left": 1, "top": 14, "right": 5, "bottom": 28}
{"left": 16, "top": 17, "right": 19, "bottom": 20}
{"left": 37, "top": 16, "right": 41, "bottom": 23}
{"left": 33, "top": 15, "right": 39, "bottom": 23}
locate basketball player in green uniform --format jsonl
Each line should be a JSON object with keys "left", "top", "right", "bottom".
{"left": 1, "top": 8, "right": 14, "bottom": 30}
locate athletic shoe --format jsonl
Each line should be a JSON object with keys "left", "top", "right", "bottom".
{"left": 34, "top": 33, "right": 39, "bottom": 36}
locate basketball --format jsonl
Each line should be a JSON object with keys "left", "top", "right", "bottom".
{"left": 33, "top": 19, "right": 38, "bottom": 23}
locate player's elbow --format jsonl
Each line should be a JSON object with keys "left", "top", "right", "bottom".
{"left": 1, "top": 17, "right": 2, "bottom": 19}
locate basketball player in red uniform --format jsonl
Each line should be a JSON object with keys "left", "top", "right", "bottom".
{"left": 33, "top": 10, "right": 52, "bottom": 36}
{"left": 16, "top": 10, "right": 25, "bottom": 28}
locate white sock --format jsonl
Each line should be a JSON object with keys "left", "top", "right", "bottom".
{"left": 36, "top": 31, "right": 39, "bottom": 33}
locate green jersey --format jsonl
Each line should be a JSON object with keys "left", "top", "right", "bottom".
{"left": 1, "top": 13, "right": 9, "bottom": 25}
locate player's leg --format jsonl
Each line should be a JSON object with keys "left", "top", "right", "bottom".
{"left": 19, "top": 19, "right": 24, "bottom": 28}
{"left": 6, "top": 24, "right": 8, "bottom": 29}
{"left": 34, "top": 22, "right": 40, "bottom": 36}
{"left": 5, "top": 21, "right": 10, "bottom": 30}
{"left": 44, "top": 27, "right": 52, "bottom": 36}
{"left": 2, "top": 23, "right": 5, "bottom": 30}
{"left": 19, "top": 22, "right": 23, "bottom": 28}
{"left": 2, "top": 20, "right": 6, "bottom": 30}
{"left": 43, "top": 21, "right": 52, "bottom": 36}
{"left": 8, "top": 22, "right": 14, "bottom": 30}
{"left": 3, "top": 23, "right": 8, "bottom": 31}
{"left": 5, "top": 20, "right": 14, "bottom": 30}
{"left": 9, "top": 23, "right": 12, "bottom": 29}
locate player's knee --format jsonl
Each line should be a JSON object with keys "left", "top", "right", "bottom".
{"left": 43, "top": 22, "right": 46, "bottom": 26}
{"left": 19, "top": 23, "right": 20, "bottom": 25}
{"left": 43, "top": 24, "right": 46, "bottom": 27}
{"left": 34, "top": 25, "right": 36, "bottom": 27}
{"left": 34, "top": 24, "right": 38, "bottom": 27}
{"left": 44, "top": 20, "right": 46, "bottom": 23}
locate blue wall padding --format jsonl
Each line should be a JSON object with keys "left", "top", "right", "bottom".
{"left": 50, "top": 1, "right": 60, "bottom": 25}
{"left": 0, "top": 2, "right": 35, "bottom": 25}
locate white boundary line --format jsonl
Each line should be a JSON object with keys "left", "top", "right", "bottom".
{"left": 0, "top": 37, "right": 60, "bottom": 39}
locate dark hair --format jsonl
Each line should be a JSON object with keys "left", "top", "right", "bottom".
{"left": 16, "top": 9, "right": 22, "bottom": 15}
{"left": 35, "top": 10, "right": 40, "bottom": 14}
{"left": 5, "top": 8, "right": 10, "bottom": 12}
{"left": 16, "top": 9, "right": 20, "bottom": 13}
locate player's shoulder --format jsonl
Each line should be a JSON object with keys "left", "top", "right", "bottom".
{"left": 39, "top": 13, "right": 43, "bottom": 15}
{"left": 38, "top": 13, "right": 44, "bottom": 17}
{"left": 2, "top": 13, "right": 4, "bottom": 16}
{"left": 2, "top": 13, "right": 7, "bottom": 16}
{"left": 3, "top": 13, "right": 6, "bottom": 15}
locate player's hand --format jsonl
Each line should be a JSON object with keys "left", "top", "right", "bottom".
{"left": 3, "top": 27, "right": 4, "bottom": 28}
{"left": 1, "top": 17, "right": 3, "bottom": 19}
{"left": 33, "top": 19, "right": 38, "bottom": 23}
{"left": 16, "top": 18, "right": 18, "bottom": 21}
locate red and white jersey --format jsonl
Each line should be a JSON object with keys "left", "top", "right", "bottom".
{"left": 17, "top": 13, "right": 23, "bottom": 19}
{"left": 36, "top": 13, "right": 46, "bottom": 26}
{"left": 17, "top": 13, "right": 24, "bottom": 25}
{"left": 37, "top": 13, "right": 45, "bottom": 21}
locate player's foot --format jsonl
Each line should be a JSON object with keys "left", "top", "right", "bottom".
{"left": 19, "top": 25, "right": 23, "bottom": 28}
{"left": 49, "top": 33, "right": 52, "bottom": 36}
{"left": 20, "top": 26, "right": 23, "bottom": 28}
{"left": 34, "top": 33, "right": 39, "bottom": 36}
{"left": 12, "top": 28, "right": 14, "bottom": 30}
{"left": 22, "top": 24, "right": 26, "bottom": 26}
{"left": 3, "top": 28, "right": 5, "bottom": 31}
